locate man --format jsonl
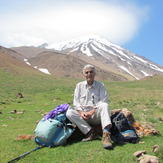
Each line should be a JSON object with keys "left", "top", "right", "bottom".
{"left": 66, "top": 64, "right": 113, "bottom": 149}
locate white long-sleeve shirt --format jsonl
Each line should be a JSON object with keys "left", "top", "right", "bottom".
{"left": 73, "top": 80, "right": 108, "bottom": 112}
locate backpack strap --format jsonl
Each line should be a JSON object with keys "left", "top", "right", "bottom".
{"left": 112, "top": 112, "right": 124, "bottom": 131}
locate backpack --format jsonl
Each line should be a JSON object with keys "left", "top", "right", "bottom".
{"left": 34, "top": 104, "right": 75, "bottom": 147}
{"left": 110, "top": 112, "right": 140, "bottom": 144}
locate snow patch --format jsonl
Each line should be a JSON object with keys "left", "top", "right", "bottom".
{"left": 38, "top": 68, "right": 51, "bottom": 75}
{"left": 112, "top": 47, "right": 130, "bottom": 59}
{"left": 133, "top": 56, "right": 147, "bottom": 63}
{"left": 24, "top": 58, "right": 31, "bottom": 66}
{"left": 127, "top": 61, "right": 132, "bottom": 65}
{"left": 119, "top": 65, "right": 139, "bottom": 80}
{"left": 140, "top": 70, "right": 151, "bottom": 77}
{"left": 91, "top": 44, "right": 104, "bottom": 56}
{"left": 149, "top": 64, "right": 163, "bottom": 72}
{"left": 81, "top": 43, "right": 92, "bottom": 56}
{"left": 92, "top": 41, "right": 109, "bottom": 53}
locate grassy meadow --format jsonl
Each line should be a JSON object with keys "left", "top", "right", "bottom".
{"left": 0, "top": 69, "right": 163, "bottom": 163}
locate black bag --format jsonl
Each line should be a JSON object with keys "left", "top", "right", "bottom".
{"left": 110, "top": 112, "right": 140, "bottom": 144}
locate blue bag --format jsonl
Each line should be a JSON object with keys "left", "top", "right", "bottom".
{"left": 34, "top": 104, "right": 75, "bottom": 147}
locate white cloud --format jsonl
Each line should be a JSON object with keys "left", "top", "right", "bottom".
{"left": 3, "top": 33, "right": 46, "bottom": 47}
{"left": 0, "top": 0, "right": 149, "bottom": 47}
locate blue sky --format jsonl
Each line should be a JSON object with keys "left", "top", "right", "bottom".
{"left": 0, "top": 0, "right": 163, "bottom": 65}
{"left": 124, "top": 0, "right": 163, "bottom": 66}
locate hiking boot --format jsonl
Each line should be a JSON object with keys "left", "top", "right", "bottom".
{"left": 82, "top": 128, "right": 98, "bottom": 142}
{"left": 102, "top": 132, "right": 113, "bottom": 149}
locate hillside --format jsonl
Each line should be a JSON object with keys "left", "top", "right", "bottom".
{"left": 11, "top": 46, "right": 48, "bottom": 59}
{"left": 11, "top": 45, "right": 136, "bottom": 81}
{"left": 0, "top": 64, "right": 163, "bottom": 162}
{"left": 0, "top": 46, "right": 42, "bottom": 75}
{"left": 2, "top": 45, "right": 129, "bottom": 81}
{"left": 28, "top": 51, "right": 129, "bottom": 81}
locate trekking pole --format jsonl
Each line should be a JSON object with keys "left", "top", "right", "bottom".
{"left": 7, "top": 145, "right": 45, "bottom": 163}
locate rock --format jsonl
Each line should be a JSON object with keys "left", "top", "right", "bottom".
{"left": 10, "top": 110, "right": 17, "bottom": 114}
{"left": 133, "top": 150, "right": 146, "bottom": 157}
{"left": 158, "top": 117, "right": 163, "bottom": 121}
{"left": 16, "top": 92, "right": 24, "bottom": 98}
{"left": 133, "top": 121, "right": 160, "bottom": 137}
{"left": 137, "top": 154, "right": 160, "bottom": 163}
{"left": 35, "top": 110, "right": 42, "bottom": 113}
{"left": 16, "top": 112, "right": 24, "bottom": 115}
{"left": 139, "top": 141, "right": 145, "bottom": 144}
{"left": 19, "top": 109, "right": 26, "bottom": 112}
{"left": 111, "top": 109, "right": 122, "bottom": 115}
{"left": 42, "top": 112, "right": 49, "bottom": 116}
{"left": 2, "top": 125, "right": 8, "bottom": 127}
{"left": 6, "top": 117, "right": 14, "bottom": 120}
{"left": 152, "top": 145, "right": 160, "bottom": 153}
{"left": 121, "top": 108, "right": 135, "bottom": 124}
{"left": 16, "top": 134, "right": 35, "bottom": 140}
{"left": 111, "top": 108, "right": 136, "bottom": 124}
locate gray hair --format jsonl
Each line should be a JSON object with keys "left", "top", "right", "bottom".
{"left": 82, "top": 64, "right": 96, "bottom": 74}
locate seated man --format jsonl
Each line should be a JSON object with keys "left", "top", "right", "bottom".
{"left": 66, "top": 64, "right": 113, "bottom": 149}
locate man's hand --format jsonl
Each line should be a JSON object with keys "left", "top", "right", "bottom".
{"left": 78, "top": 109, "right": 96, "bottom": 120}
{"left": 78, "top": 111, "right": 88, "bottom": 119}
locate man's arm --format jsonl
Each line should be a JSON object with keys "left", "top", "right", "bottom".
{"left": 73, "top": 83, "right": 83, "bottom": 111}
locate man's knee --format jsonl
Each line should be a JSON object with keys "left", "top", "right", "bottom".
{"left": 66, "top": 109, "right": 73, "bottom": 118}
{"left": 66, "top": 109, "right": 78, "bottom": 119}
{"left": 98, "top": 103, "right": 109, "bottom": 109}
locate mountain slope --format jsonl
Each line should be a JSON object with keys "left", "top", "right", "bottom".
{"left": 11, "top": 46, "right": 48, "bottom": 59}
{"left": 0, "top": 46, "right": 43, "bottom": 75}
{"left": 28, "top": 51, "right": 128, "bottom": 81}
{"left": 10, "top": 35, "right": 163, "bottom": 81}
{"left": 10, "top": 45, "right": 131, "bottom": 81}
{"left": 46, "top": 35, "right": 163, "bottom": 80}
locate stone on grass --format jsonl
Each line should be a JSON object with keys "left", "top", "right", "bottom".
{"left": 152, "top": 145, "right": 160, "bottom": 153}
{"left": 137, "top": 154, "right": 160, "bottom": 163}
{"left": 16, "top": 112, "right": 24, "bottom": 115}
{"left": 133, "top": 150, "right": 146, "bottom": 157}
{"left": 10, "top": 110, "right": 17, "bottom": 114}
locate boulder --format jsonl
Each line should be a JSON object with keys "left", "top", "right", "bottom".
{"left": 152, "top": 145, "right": 160, "bottom": 153}
{"left": 16, "top": 92, "right": 24, "bottom": 98}
{"left": 133, "top": 150, "right": 146, "bottom": 157}
{"left": 137, "top": 154, "right": 160, "bottom": 163}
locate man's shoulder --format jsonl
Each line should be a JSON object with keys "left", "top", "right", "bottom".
{"left": 94, "top": 80, "right": 104, "bottom": 86}
{"left": 76, "top": 81, "right": 86, "bottom": 86}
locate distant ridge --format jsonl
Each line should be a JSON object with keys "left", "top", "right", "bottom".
{"left": 45, "top": 35, "right": 163, "bottom": 80}
{"left": 9, "top": 35, "right": 163, "bottom": 81}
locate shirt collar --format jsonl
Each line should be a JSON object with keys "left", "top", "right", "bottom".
{"left": 84, "top": 80, "right": 96, "bottom": 88}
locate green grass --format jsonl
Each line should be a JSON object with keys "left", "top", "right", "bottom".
{"left": 0, "top": 70, "right": 163, "bottom": 163}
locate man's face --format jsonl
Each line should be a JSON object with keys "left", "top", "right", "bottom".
{"left": 83, "top": 68, "right": 95, "bottom": 84}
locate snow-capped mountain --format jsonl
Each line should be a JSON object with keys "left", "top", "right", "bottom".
{"left": 46, "top": 35, "right": 163, "bottom": 80}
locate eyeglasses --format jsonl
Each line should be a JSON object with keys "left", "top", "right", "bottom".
{"left": 85, "top": 71, "right": 94, "bottom": 74}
